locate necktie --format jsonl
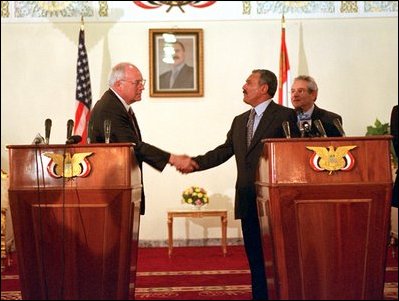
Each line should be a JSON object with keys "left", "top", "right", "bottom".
{"left": 246, "top": 109, "right": 256, "bottom": 148}
{"left": 298, "top": 112, "right": 312, "bottom": 129}
{"left": 128, "top": 107, "right": 141, "bottom": 140}
{"left": 298, "top": 112, "right": 311, "bottom": 122}
{"left": 170, "top": 70, "right": 179, "bottom": 88}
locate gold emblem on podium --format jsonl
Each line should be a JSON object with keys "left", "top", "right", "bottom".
{"left": 306, "top": 145, "right": 357, "bottom": 175}
{"left": 44, "top": 152, "right": 93, "bottom": 178}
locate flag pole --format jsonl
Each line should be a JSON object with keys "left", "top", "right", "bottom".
{"left": 278, "top": 13, "right": 291, "bottom": 107}
{"left": 74, "top": 15, "right": 92, "bottom": 144}
{"left": 282, "top": 13, "right": 285, "bottom": 29}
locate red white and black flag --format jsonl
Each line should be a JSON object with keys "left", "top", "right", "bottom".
{"left": 74, "top": 20, "right": 92, "bottom": 143}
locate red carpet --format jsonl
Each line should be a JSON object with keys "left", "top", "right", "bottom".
{"left": 134, "top": 246, "right": 251, "bottom": 300}
{"left": 1, "top": 245, "right": 398, "bottom": 300}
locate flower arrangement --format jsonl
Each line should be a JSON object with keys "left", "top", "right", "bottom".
{"left": 182, "top": 186, "right": 209, "bottom": 207}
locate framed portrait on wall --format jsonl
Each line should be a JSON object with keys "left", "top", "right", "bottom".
{"left": 149, "top": 28, "right": 203, "bottom": 97}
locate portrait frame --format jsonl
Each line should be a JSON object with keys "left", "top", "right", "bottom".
{"left": 149, "top": 28, "right": 204, "bottom": 97}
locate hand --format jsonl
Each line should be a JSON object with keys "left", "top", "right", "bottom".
{"left": 169, "top": 154, "right": 199, "bottom": 174}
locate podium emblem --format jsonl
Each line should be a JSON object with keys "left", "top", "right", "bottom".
{"left": 306, "top": 145, "right": 357, "bottom": 175}
{"left": 43, "top": 152, "right": 93, "bottom": 178}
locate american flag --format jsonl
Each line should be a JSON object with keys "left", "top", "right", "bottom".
{"left": 74, "top": 24, "right": 92, "bottom": 143}
{"left": 278, "top": 15, "right": 291, "bottom": 108}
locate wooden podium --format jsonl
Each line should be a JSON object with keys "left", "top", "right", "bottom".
{"left": 7, "top": 143, "right": 142, "bottom": 300}
{"left": 256, "top": 136, "right": 392, "bottom": 300}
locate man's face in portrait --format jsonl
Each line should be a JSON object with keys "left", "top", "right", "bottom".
{"left": 172, "top": 42, "right": 185, "bottom": 66}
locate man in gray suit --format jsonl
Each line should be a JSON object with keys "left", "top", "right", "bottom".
{"left": 190, "top": 69, "right": 298, "bottom": 300}
{"left": 159, "top": 41, "right": 194, "bottom": 89}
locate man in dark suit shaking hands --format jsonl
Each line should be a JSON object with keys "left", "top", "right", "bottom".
{"left": 89, "top": 62, "right": 197, "bottom": 215}
{"left": 190, "top": 69, "right": 298, "bottom": 300}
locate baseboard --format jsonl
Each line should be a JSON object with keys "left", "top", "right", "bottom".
{"left": 139, "top": 238, "right": 244, "bottom": 248}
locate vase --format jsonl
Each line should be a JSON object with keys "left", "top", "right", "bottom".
{"left": 194, "top": 204, "right": 203, "bottom": 210}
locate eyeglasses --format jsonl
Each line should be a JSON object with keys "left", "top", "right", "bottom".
{"left": 290, "top": 88, "right": 308, "bottom": 95}
{"left": 121, "top": 79, "right": 146, "bottom": 86}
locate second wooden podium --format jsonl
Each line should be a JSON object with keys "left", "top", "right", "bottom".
{"left": 256, "top": 136, "right": 392, "bottom": 300}
{"left": 7, "top": 143, "right": 142, "bottom": 300}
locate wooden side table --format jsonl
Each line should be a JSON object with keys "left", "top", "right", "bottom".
{"left": 167, "top": 209, "right": 227, "bottom": 257}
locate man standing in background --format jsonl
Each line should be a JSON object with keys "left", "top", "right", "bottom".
{"left": 291, "top": 75, "right": 343, "bottom": 137}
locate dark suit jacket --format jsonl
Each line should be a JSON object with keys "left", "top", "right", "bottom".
{"left": 159, "top": 64, "right": 194, "bottom": 89}
{"left": 309, "top": 105, "right": 343, "bottom": 137}
{"left": 193, "top": 101, "right": 298, "bottom": 219}
{"left": 89, "top": 89, "right": 170, "bottom": 214}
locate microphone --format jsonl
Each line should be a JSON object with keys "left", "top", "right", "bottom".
{"left": 314, "top": 119, "right": 327, "bottom": 137}
{"left": 67, "top": 119, "right": 74, "bottom": 139}
{"left": 45, "top": 118, "right": 52, "bottom": 144}
{"left": 32, "top": 133, "right": 45, "bottom": 145}
{"left": 87, "top": 119, "right": 93, "bottom": 144}
{"left": 333, "top": 118, "right": 346, "bottom": 137}
{"left": 66, "top": 135, "right": 82, "bottom": 144}
{"left": 104, "top": 119, "right": 112, "bottom": 144}
{"left": 302, "top": 121, "right": 312, "bottom": 137}
{"left": 297, "top": 109, "right": 312, "bottom": 138}
{"left": 282, "top": 121, "right": 291, "bottom": 138}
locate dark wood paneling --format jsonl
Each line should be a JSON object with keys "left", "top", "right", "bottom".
{"left": 7, "top": 144, "right": 141, "bottom": 300}
{"left": 257, "top": 136, "right": 392, "bottom": 300}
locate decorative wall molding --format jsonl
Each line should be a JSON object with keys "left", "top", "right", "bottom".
{"left": 1, "top": 1, "right": 397, "bottom": 23}
{"left": 254, "top": 1, "right": 398, "bottom": 15}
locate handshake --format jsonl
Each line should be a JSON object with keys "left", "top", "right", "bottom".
{"left": 169, "top": 154, "right": 199, "bottom": 174}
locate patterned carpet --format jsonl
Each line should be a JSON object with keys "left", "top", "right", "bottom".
{"left": 1, "top": 245, "right": 398, "bottom": 300}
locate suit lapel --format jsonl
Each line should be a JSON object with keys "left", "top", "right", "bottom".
{"left": 310, "top": 105, "right": 321, "bottom": 135}
{"left": 247, "top": 102, "right": 277, "bottom": 153}
{"left": 234, "top": 111, "right": 250, "bottom": 157}
{"left": 240, "top": 113, "right": 249, "bottom": 143}
{"left": 109, "top": 89, "right": 142, "bottom": 141}
{"left": 311, "top": 105, "right": 321, "bottom": 120}
{"left": 129, "top": 109, "right": 142, "bottom": 141}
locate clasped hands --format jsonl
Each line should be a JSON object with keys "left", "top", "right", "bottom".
{"left": 169, "top": 154, "right": 198, "bottom": 174}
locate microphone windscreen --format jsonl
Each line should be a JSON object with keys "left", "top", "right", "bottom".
{"left": 45, "top": 118, "right": 52, "bottom": 128}
{"left": 87, "top": 119, "right": 94, "bottom": 143}
{"left": 45, "top": 118, "right": 52, "bottom": 144}
{"left": 67, "top": 119, "right": 74, "bottom": 139}
{"left": 282, "top": 121, "right": 291, "bottom": 138}
{"left": 303, "top": 121, "right": 311, "bottom": 132}
{"left": 314, "top": 119, "right": 327, "bottom": 137}
{"left": 333, "top": 118, "right": 346, "bottom": 137}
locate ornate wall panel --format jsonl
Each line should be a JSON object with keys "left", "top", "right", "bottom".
{"left": 1, "top": 1, "right": 397, "bottom": 22}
